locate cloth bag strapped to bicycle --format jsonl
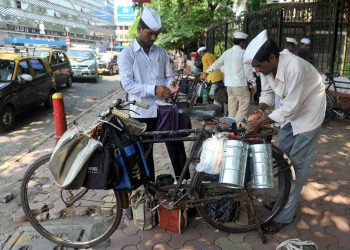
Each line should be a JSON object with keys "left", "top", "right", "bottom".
{"left": 214, "top": 82, "right": 228, "bottom": 104}
{"left": 82, "top": 123, "right": 121, "bottom": 189}
{"left": 49, "top": 127, "right": 102, "bottom": 189}
{"left": 110, "top": 117, "right": 151, "bottom": 190}
{"left": 155, "top": 100, "right": 192, "bottom": 138}
{"left": 129, "top": 185, "right": 156, "bottom": 230}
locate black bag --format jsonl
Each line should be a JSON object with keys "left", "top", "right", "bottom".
{"left": 179, "top": 79, "right": 192, "bottom": 94}
{"left": 83, "top": 124, "right": 120, "bottom": 189}
{"left": 214, "top": 85, "right": 228, "bottom": 104}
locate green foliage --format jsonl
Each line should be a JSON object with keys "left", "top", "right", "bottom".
{"left": 127, "top": 0, "right": 237, "bottom": 53}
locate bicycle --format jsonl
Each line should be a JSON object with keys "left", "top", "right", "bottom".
{"left": 324, "top": 72, "right": 350, "bottom": 123}
{"left": 21, "top": 99, "right": 292, "bottom": 248}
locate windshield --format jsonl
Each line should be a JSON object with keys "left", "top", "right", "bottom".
{"left": 0, "top": 60, "right": 15, "bottom": 82}
{"left": 33, "top": 51, "right": 50, "bottom": 62}
{"left": 67, "top": 50, "right": 95, "bottom": 58}
{"left": 98, "top": 54, "right": 113, "bottom": 62}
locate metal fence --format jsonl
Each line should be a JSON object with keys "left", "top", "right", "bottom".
{"left": 206, "top": 0, "right": 350, "bottom": 76}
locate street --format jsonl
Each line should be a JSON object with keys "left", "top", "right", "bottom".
{"left": 0, "top": 75, "right": 121, "bottom": 167}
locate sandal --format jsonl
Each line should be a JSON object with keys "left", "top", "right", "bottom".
{"left": 262, "top": 221, "right": 287, "bottom": 234}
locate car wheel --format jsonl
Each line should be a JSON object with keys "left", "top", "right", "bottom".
{"left": 0, "top": 105, "right": 15, "bottom": 132}
{"left": 44, "top": 90, "right": 55, "bottom": 108}
{"left": 66, "top": 76, "right": 73, "bottom": 88}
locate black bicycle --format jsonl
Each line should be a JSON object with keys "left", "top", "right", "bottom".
{"left": 21, "top": 99, "right": 292, "bottom": 248}
{"left": 324, "top": 72, "right": 350, "bottom": 123}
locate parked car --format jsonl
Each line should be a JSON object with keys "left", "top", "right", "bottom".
{"left": 0, "top": 53, "right": 56, "bottom": 132}
{"left": 97, "top": 52, "right": 118, "bottom": 75}
{"left": 33, "top": 48, "right": 73, "bottom": 88}
{"left": 67, "top": 48, "right": 99, "bottom": 82}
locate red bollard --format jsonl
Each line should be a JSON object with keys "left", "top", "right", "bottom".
{"left": 52, "top": 93, "right": 67, "bottom": 143}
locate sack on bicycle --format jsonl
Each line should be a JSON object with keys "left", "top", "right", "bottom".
{"left": 49, "top": 127, "right": 102, "bottom": 189}
{"left": 82, "top": 123, "right": 121, "bottom": 189}
{"left": 129, "top": 185, "right": 156, "bottom": 230}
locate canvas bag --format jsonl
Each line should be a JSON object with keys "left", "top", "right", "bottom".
{"left": 129, "top": 185, "right": 156, "bottom": 230}
{"left": 49, "top": 128, "right": 102, "bottom": 189}
{"left": 195, "top": 134, "right": 226, "bottom": 174}
{"left": 157, "top": 207, "right": 188, "bottom": 234}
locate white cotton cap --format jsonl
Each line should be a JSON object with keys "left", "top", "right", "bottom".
{"left": 243, "top": 30, "right": 268, "bottom": 64}
{"left": 300, "top": 38, "right": 311, "bottom": 45}
{"left": 141, "top": 6, "right": 161, "bottom": 31}
{"left": 197, "top": 46, "right": 206, "bottom": 53}
{"left": 234, "top": 32, "right": 248, "bottom": 40}
{"left": 286, "top": 37, "right": 298, "bottom": 45}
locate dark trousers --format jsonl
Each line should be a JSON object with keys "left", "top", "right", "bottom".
{"left": 135, "top": 117, "right": 189, "bottom": 181}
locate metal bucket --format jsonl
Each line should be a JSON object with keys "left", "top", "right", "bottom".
{"left": 219, "top": 140, "right": 249, "bottom": 188}
{"left": 249, "top": 144, "right": 274, "bottom": 188}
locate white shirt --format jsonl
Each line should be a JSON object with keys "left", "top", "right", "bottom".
{"left": 281, "top": 48, "right": 293, "bottom": 55}
{"left": 259, "top": 53, "right": 326, "bottom": 135}
{"left": 118, "top": 39, "right": 175, "bottom": 118}
{"left": 205, "top": 45, "right": 255, "bottom": 87}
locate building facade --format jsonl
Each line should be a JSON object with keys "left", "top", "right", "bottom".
{"left": 0, "top": 0, "right": 115, "bottom": 48}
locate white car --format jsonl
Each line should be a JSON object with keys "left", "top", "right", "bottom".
{"left": 67, "top": 48, "right": 99, "bottom": 82}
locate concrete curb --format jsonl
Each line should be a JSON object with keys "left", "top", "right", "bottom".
{"left": 0, "top": 88, "right": 122, "bottom": 173}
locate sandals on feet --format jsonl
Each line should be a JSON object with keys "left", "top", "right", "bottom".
{"left": 262, "top": 221, "right": 287, "bottom": 234}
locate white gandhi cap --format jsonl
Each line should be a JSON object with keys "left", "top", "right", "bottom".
{"left": 300, "top": 38, "right": 311, "bottom": 45}
{"left": 141, "top": 6, "right": 161, "bottom": 32}
{"left": 243, "top": 29, "right": 268, "bottom": 64}
{"left": 286, "top": 37, "right": 298, "bottom": 46}
{"left": 233, "top": 32, "right": 248, "bottom": 40}
{"left": 197, "top": 46, "right": 206, "bottom": 53}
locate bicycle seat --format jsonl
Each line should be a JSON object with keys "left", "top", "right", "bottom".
{"left": 325, "top": 72, "right": 340, "bottom": 79}
{"left": 178, "top": 104, "right": 221, "bottom": 120}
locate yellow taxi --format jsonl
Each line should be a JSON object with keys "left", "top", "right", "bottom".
{"left": 0, "top": 50, "right": 56, "bottom": 132}
{"left": 96, "top": 52, "right": 118, "bottom": 75}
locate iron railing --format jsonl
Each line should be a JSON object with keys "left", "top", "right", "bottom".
{"left": 206, "top": 0, "right": 350, "bottom": 76}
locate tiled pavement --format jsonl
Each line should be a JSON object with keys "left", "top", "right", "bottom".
{"left": 1, "top": 88, "right": 349, "bottom": 250}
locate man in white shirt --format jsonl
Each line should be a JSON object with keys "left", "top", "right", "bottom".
{"left": 281, "top": 37, "right": 298, "bottom": 54}
{"left": 205, "top": 32, "right": 255, "bottom": 125}
{"left": 118, "top": 6, "right": 188, "bottom": 182}
{"left": 243, "top": 30, "right": 326, "bottom": 233}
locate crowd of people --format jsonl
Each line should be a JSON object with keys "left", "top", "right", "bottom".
{"left": 118, "top": 6, "right": 325, "bottom": 234}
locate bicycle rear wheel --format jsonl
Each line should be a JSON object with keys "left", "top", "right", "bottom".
{"left": 324, "top": 90, "right": 336, "bottom": 124}
{"left": 20, "top": 154, "right": 123, "bottom": 248}
{"left": 192, "top": 144, "right": 292, "bottom": 233}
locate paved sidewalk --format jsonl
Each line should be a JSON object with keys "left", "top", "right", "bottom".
{"left": 1, "top": 88, "right": 349, "bottom": 250}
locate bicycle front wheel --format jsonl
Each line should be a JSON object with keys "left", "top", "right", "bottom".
{"left": 192, "top": 144, "right": 292, "bottom": 233}
{"left": 20, "top": 154, "right": 123, "bottom": 248}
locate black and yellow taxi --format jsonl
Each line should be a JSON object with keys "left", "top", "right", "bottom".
{"left": 33, "top": 47, "right": 73, "bottom": 88}
{"left": 97, "top": 52, "right": 119, "bottom": 75}
{"left": 0, "top": 52, "right": 56, "bottom": 132}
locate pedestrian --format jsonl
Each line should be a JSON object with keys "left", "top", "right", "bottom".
{"left": 205, "top": 32, "right": 255, "bottom": 126}
{"left": 117, "top": 6, "right": 188, "bottom": 183}
{"left": 275, "top": 37, "right": 298, "bottom": 112}
{"left": 281, "top": 37, "right": 298, "bottom": 54}
{"left": 197, "top": 46, "right": 223, "bottom": 106}
{"left": 243, "top": 30, "right": 326, "bottom": 233}
{"left": 295, "top": 37, "right": 313, "bottom": 64}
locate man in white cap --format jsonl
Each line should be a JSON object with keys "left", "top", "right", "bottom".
{"left": 243, "top": 30, "right": 326, "bottom": 233}
{"left": 205, "top": 31, "right": 255, "bottom": 125}
{"left": 295, "top": 37, "right": 313, "bottom": 64}
{"left": 281, "top": 37, "right": 298, "bottom": 54}
{"left": 118, "top": 6, "right": 188, "bottom": 185}
{"left": 275, "top": 37, "right": 298, "bottom": 112}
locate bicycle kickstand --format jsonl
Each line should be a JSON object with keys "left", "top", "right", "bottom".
{"left": 247, "top": 196, "right": 267, "bottom": 244}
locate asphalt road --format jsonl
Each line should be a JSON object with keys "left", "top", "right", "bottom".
{"left": 0, "top": 74, "right": 121, "bottom": 167}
